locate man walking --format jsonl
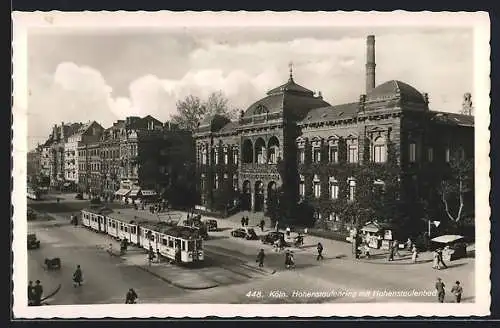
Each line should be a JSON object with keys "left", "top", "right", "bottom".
{"left": 451, "top": 281, "right": 463, "bottom": 303}
{"left": 256, "top": 249, "right": 265, "bottom": 267}
{"left": 73, "top": 265, "right": 83, "bottom": 287}
{"left": 259, "top": 219, "right": 265, "bottom": 232}
{"left": 241, "top": 216, "right": 245, "bottom": 227}
{"left": 28, "top": 281, "right": 34, "bottom": 305}
{"left": 435, "top": 277, "right": 446, "bottom": 303}
{"left": 437, "top": 248, "right": 448, "bottom": 269}
{"left": 317, "top": 242, "right": 324, "bottom": 261}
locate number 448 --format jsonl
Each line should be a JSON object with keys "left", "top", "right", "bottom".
{"left": 246, "top": 290, "right": 263, "bottom": 298}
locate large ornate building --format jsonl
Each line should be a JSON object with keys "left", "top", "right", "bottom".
{"left": 194, "top": 35, "right": 474, "bottom": 231}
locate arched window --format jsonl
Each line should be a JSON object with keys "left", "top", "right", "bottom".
{"left": 232, "top": 147, "right": 239, "bottom": 165}
{"left": 214, "top": 175, "right": 219, "bottom": 190}
{"left": 312, "top": 138, "right": 322, "bottom": 163}
{"left": 329, "top": 176, "right": 339, "bottom": 200}
{"left": 232, "top": 174, "right": 238, "bottom": 190}
{"left": 299, "top": 174, "right": 305, "bottom": 198}
{"left": 372, "top": 136, "right": 387, "bottom": 163}
{"left": 201, "top": 148, "right": 207, "bottom": 165}
{"left": 328, "top": 137, "right": 339, "bottom": 163}
{"left": 223, "top": 147, "right": 229, "bottom": 164}
{"left": 213, "top": 147, "right": 219, "bottom": 165}
{"left": 313, "top": 174, "right": 321, "bottom": 198}
{"left": 296, "top": 137, "right": 306, "bottom": 164}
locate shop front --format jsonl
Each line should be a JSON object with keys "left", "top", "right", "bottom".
{"left": 360, "top": 221, "right": 393, "bottom": 250}
{"left": 139, "top": 189, "right": 158, "bottom": 204}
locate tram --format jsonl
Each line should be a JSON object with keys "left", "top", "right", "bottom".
{"left": 80, "top": 208, "right": 204, "bottom": 264}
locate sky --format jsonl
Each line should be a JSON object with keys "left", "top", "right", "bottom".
{"left": 26, "top": 26, "right": 473, "bottom": 149}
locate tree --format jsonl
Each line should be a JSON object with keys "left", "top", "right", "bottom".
{"left": 171, "top": 91, "right": 237, "bottom": 132}
{"left": 439, "top": 152, "right": 474, "bottom": 223}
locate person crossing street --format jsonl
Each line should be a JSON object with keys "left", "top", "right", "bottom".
{"left": 73, "top": 265, "right": 83, "bottom": 287}
{"left": 256, "top": 249, "right": 265, "bottom": 267}
{"left": 316, "top": 242, "right": 324, "bottom": 261}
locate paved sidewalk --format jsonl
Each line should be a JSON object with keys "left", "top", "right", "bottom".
{"left": 178, "top": 210, "right": 442, "bottom": 266}
{"left": 106, "top": 245, "right": 218, "bottom": 290}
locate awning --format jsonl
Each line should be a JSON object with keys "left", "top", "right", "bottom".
{"left": 129, "top": 188, "right": 141, "bottom": 197}
{"left": 431, "top": 235, "right": 464, "bottom": 244}
{"left": 140, "top": 190, "right": 157, "bottom": 197}
{"left": 115, "top": 189, "right": 130, "bottom": 196}
{"left": 361, "top": 223, "right": 381, "bottom": 233}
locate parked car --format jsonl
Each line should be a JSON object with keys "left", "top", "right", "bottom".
{"left": 75, "top": 193, "right": 83, "bottom": 200}
{"left": 27, "top": 233, "right": 40, "bottom": 249}
{"left": 231, "top": 228, "right": 259, "bottom": 240}
{"left": 204, "top": 219, "right": 218, "bottom": 231}
{"left": 261, "top": 231, "right": 287, "bottom": 245}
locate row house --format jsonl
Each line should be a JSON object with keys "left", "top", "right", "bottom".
{"left": 100, "top": 120, "right": 124, "bottom": 198}
{"left": 194, "top": 35, "right": 475, "bottom": 232}
{"left": 65, "top": 121, "right": 104, "bottom": 186}
{"left": 39, "top": 122, "right": 83, "bottom": 187}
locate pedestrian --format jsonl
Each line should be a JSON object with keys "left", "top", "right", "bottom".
{"left": 28, "top": 281, "right": 34, "bottom": 305}
{"left": 32, "top": 280, "right": 43, "bottom": 306}
{"left": 437, "top": 248, "right": 448, "bottom": 269}
{"left": 432, "top": 250, "right": 440, "bottom": 269}
{"left": 411, "top": 245, "right": 419, "bottom": 263}
{"left": 285, "top": 250, "right": 293, "bottom": 269}
{"left": 125, "top": 288, "right": 139, "bottom": 304}
{"left": 148, "top": 246, "right": 155, "bottom": 265}
{"left": 256, "top": 249, "right": 265, "bottom": 267}
{"left": 246, "top": 216, "right": 250, "bottom": 227}
{"left": 317, "top": 242, "right": 324, "bottom": 261}
{"left": 406, "top": 237, "right": 412, "bottom": 250}
{"left": 435, "top": 277, "right": 446, "bottom": 303}
{"left": 259, "top": 219, "right": 265, "bottom": 232}
{"left": 451, "top": 281, "right": 463, "bottom": 303}
{"left": 388, "top": 242, "right": 395, "bottom": 261}
{"left": 73, "top": 265, "right": 83, "bottom": 287}
{"left": 156, "top": 248, "right": 161, "bottom": 263}
{"left": 285, "top": 226, "right": 291, "bottom": 238}
{"left": 241, "top": 216, "right": 245, "bottom": 227}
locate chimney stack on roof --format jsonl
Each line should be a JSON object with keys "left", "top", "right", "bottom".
{"left": 366, "top": 35, "right": 376, "bottom": 94}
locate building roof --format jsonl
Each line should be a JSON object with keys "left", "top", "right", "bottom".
{"left": 218, "top": 120, "right": 239, "bottom": 134}
{"left": 243, "top": 76, "right": 329, "bottom": 119}
{"left": 266, "top": 77, "right": 315, "bottom": 96}
{"left": 298, "top": 102, "right": 359, "bottom": 125}
{"left": 367, "top": 80, "right": 427, "bottom": 105}
{"left": 429, "top": 111, "right": 474, "bottom": 127}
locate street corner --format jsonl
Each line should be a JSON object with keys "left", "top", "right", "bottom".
{"left": 138, "top": 263, "right": 219, "bottom": 290}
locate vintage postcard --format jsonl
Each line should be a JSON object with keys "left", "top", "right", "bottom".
{"left": 12, "top": 11, "right": 491, "bottom": 318}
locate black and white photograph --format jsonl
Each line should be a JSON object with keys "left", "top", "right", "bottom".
{"left": 12, "top": 11, "right": 490, "bottom": 318}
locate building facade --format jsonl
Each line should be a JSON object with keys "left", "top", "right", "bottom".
{"left": 194, "top": 35, "right": 474, "bottom": 232}
{"left": 65, "top": 121, "right": 104, "bottom": 185}
{"left": 100, "top": 120, "right": 125, "bottom": 199}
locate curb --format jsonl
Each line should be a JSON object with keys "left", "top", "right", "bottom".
{"left": 135, "top": 265, "right": 219, "bottom": 290}
{"left": 355, "top": 258, "right": 434, "bottom": 265}
{"left": 108, "top": 249, "right": 219, "bottom": 290}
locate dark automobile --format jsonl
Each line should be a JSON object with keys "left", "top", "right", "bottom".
{"left": 75, "top": 193, "right": 84, "bottom": 200}
{"left": 28, "top": 233, "right": 40, "bottom": 249}
{"left": 261, "top": 231, "right": 287, "bottom": 245}
{"left": 204, "top": 219, "right": 218, "bottom": 232}
{"left": 231, "top": 228, "right": 259, "bottom": 240}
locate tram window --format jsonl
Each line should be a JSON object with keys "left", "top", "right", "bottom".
{"left": 149, "top": 233, "right": 154, "bottom": 241}
{"left": 175, "top": 240, "right": 181, "bottom": 249}
{"left": 120, "top": 224, "right": 123, "bottom": 231}
{"left": 131, "top": 227, "right": 136, "bottom": 234}
{"left": 187, "top": 241, "right": 194, "bottom": 251}
{"left": 112, "top": 222, "right": 116, "bottom": 228}
{"left": 181, "top": 241, "right": 186, "bottom": 251}
{"left": 196, "top": 239, "right": 202, "bottom": 249}
{"left": 162, "top": 238, "right": 167, "bottom": 246}
{"left": 124, "top": 226, "right": 128, "bottom": 233}
{"left": 168, "top": 238, "right": 174, "bottom": 248}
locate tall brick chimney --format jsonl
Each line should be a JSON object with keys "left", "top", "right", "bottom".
{"left": 366, "top": 35, "right": 376, "bottom": 94}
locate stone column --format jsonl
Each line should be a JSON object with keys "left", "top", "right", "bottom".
{"left": 251, "top": 192, "right": 255, "bottom": 212}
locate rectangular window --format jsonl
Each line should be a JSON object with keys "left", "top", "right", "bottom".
{"left": 299, "top": 149, "right": 305, "bottom": 164}
{"left": 348, "top": 179, "right": 356, "bottom": 202}
{"left": 224, "top": 151, "right": 229, "bottom": 165}
{"left": 330, "top": 183, "right": 338, "bottom": 200}
{"left": 373, "top": 145, "right": 386, "bottom": 163}
{"left": 427, "top": 148, "right": 434, "bottom": 162}
{"left": 233, "top": 150, "right": 238, "bottom": 165}
{"left": 329, "top": 146, "right": 338, "bottom": 163}
{"left": 348, "top": 146, "right": 358, "bottom": 163}
{"left": 162, "top": 238, "right": 168, "bottom": 246}
{"left": 299, "top": 181, "right": 305, "bottom": 197}
{"left": 314, "top": 182, "right": 321, "bottom": 198}
{"left": 409, "top": 143, "right": 417, "bottom": 163}
{"left": 445, "top": 148, "right": 450, "bottom": 162}
{"left": 182, "top": 241, "right": 186, "bottom": 251}
{"left": 188, "top": 241, "right": 194, "bottom": 251}
{"left": 168, "top": 238, "right": 174, "bottom": 248}
{"left": 214, "top": 150, "right": 219, "bottom": 165}
{"left": 313, "top": 148, "right": 321, "bottom": 163}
